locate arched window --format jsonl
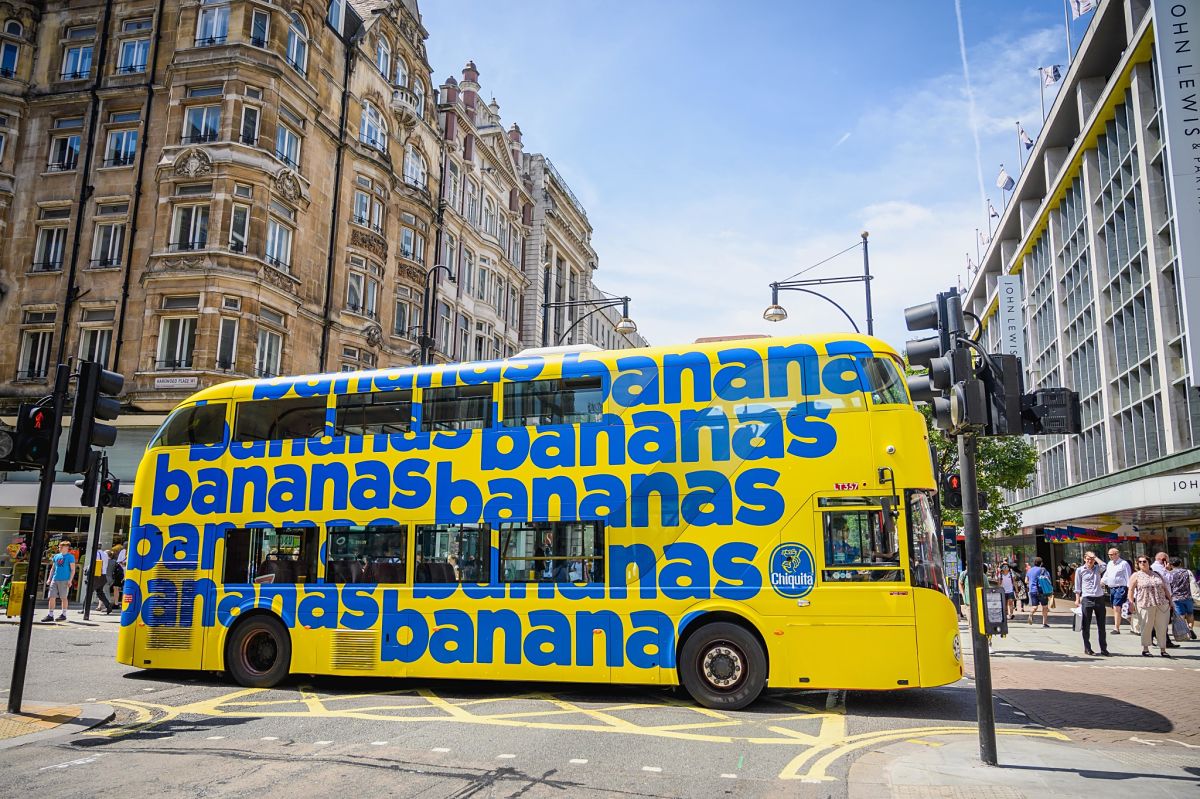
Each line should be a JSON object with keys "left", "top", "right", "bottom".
{"left": 403, "top": 144, "right": 426, "bottom": 188}
{"left": 285, "top": 13, "right": 307, "bottom": 73}
{"left": 5, "top": 21, "right": 23, "bottom": 37}
{"left": 375, "top": 36, "right": 390, "bottom": 76}
{"left": 483, "top": 198, "right": 496, "bottom": 236}
{"left": 360, "top": 102, "right": 387, "bottom": 152}
{"left": 412, "top": 77, "right": 424, "bottom": 117}
{"left": 393, "top": 57, "right": 407, "bottom": 88}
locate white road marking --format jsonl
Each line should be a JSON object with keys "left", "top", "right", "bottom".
{"left": 569, "top": 758, "right": 588, "bottom": 764}
{"left": 314, "top": 741, "right": 332, "bottom": 746}
{"left": 497, "top": 753, "right": 516, "bottom": 759}
{"left": 1130, "top": 736, "right": 1159, "bottom": 746}
{"left": 1013, "top": 711, "right": 1027, "bottom": 717}
{"left": 260, "top": 736, "right": 278, "bottom": 741}
{"left": 142, "top": 688, "right": 155, "bottom": 692}
{"left": 720, "top": 773, "right": 737, "bottom": 779}
{"left": 431, "top": 747, "right": 451, "bottom": 753}
{"left": 642, "top": 766, "right": 662, "bottom": 773}
{"left": 1167, "top": 739, "right": 1200, "bottom": 749}
{"left": 371, "top": 741, "right": 388, "bottom": 746}
{"left": 206, "top": 736, "right": 225, "bottom": 740}
{"left": 85, "top": 698, "right": 97, "bottom": 702}
{"left": 40, "top": 755, "right": 103, "bottom": 771}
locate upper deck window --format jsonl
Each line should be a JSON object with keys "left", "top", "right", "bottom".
{"left": 334, "top": 390, "right": 412, "bottom": 436}
{"left": 862, "top": 356, "right": 909, "bottom": 406}
{"left": 233, "top": 396, "right": 327, "bottom": 441}
{"left": 421, "top": 384, "right": 491, "bottom": 431}
{"left": 502, "top": 377, "right": 603, "bottom": 427}
{"left": 151, "top": 402, "right": 226, "bottom": 447}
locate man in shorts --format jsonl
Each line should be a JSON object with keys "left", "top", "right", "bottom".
{"left": 43, "top": 541, "right": 76, "bottom": 622}
{"left": 1102, "top": 547, "right": 1132, "bottom": 634}
{"left": 1026, "top": 556, "right": 1051, "bottom": 627}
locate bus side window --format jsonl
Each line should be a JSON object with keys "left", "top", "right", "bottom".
{"left": 413, "top": 524, "right": 489, "bottom": 582}
{"left": 820, "top": 508, "right": 902, "bottom": 583}
{"left": 222, "top": 526, "right": 317, "bottom": 584}
{"left": 334, "top": 391, "right": 412, "bottom": 436}
{"left": 502, "top": 377, "right": 604, "bottom": 427}
{"left": 150, "top": 402, "right": 227, "bottom": 448}
{"left": 233, "top": 396, "right": 328, "bottom": 441}
{"left": 499, "top": 521, "right": 604, "bottom": 583}
{"left": 421, "top": 385, "right": 493, "bottom": 431}
{"left": 325, "top": 524, "right": 408, "bottom": 584}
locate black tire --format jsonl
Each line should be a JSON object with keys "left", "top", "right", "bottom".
{"left": 226, "top": 615, "right": 291, "bottom": 688}
{"left": 678, "top": 621, "right": 766, "bottom": 710}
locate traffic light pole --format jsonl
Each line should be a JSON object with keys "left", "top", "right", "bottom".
{"left": 958, "top": 430, "right": 998, "bottom": 765}
{"left": 8, "top": 364, "right": 70, "bottom": 714}
{"left": 80, "top": 453, "right": 108, "bottom": 623}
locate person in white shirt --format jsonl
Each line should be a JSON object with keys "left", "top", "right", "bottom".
{"left": 1102, "top": 547, "right": 1132, "bottom": 634}
{"left": 1152, "top": 551, "right": 1169, "bottom": 578}
{"left": 1074, "top": 551, "right": 1111, "bottom": 656}
{"left": 998, "top": 563, "right": 1016, "bottom": 620}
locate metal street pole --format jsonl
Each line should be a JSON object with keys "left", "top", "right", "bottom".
{"left": 8, "top": 363, "right": 70, "bottom": 714}
{"left": 81, "top": 453, "right": 107, "bottom": 622}
{"left": 861, "top": 231, "right": 874, "bottom": 336}
{"left": 958, "top": 430, "right": 998, "bottom": 765}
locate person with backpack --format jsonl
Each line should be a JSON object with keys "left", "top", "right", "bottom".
{"left": 93, "top": 548, "right": 114, "bottom": 614}
{"left": 1026, "top": 556, "right": 1052, "bottom": 627}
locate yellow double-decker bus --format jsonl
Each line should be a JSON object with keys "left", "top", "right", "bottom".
{"left": 117, "top": 333, "right": 960, "bottom": 709}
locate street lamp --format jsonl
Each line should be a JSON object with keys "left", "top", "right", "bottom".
{"left": 542, "top": 294, "right": 636, "bottom": 346}
{"left": 762, "top": 232, "right": 874, "bottom": 335}
{"left": 418, "top": 263, "right": 455, "bottom": 365}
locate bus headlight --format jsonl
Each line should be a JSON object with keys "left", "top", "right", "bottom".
{"left": 953, "top": 635, "right": 962, "bottom": 663}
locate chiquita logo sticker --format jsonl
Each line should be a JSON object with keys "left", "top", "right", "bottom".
{"left": 769, "top": 543, "right": 815, "bottom": 599}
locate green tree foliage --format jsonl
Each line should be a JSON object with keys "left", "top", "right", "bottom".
{"left": 919, "top": 403, "right": 1039, "bottom": 537}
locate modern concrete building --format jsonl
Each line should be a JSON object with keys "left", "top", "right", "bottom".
{"left": 965, "top": 0, "right": 1200, "bottom": 567}
{"left": 0, "top": 0, "right": 643, "bottom": 584}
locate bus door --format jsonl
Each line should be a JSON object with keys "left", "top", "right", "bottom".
{"left": 796, "top": 496, "right": 919, "bottom": 689}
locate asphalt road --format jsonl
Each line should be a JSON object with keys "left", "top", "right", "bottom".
{"left": 0, "top": 618, "right": 1040, "bottom": 798}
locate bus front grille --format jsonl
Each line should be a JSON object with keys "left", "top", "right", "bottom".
{"left": 331, "top": 631, "right": 379, "bottom": 670}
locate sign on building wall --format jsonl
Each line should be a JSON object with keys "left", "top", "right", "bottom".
{"left": 154, "top": 376, "right": 198, "bottom": 390}
{"left": 1153, "top": 0, "right": 1200, "bottom": 382}
{"left": 996, "top": 274, "right": 1025, "bottom": 360}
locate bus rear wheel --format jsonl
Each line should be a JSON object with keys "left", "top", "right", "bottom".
{"left": 226, "top": 615, "right": 291, "bottom": 688}
{"left": 679, "top": 622, "right": 765, "bottom": 710}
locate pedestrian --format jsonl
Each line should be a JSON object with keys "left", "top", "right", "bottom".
{"left": 1129, "top": 555, "right": 1172, "bottom": 657}
{"left": 1026, "top": 556, "right": 1052, "bottom": 627}
{"left": 42, "top": 541, "right": 76, "bottom": 622}
{"left": 111, "top": 544, "right": 126, "bottom": 607}
{"left": 93, "top": 547, "right": 114, "bottom": 614}
{"left": 1152, "top": 551, "right": 1169, "bottom": 578}
{"left": 1166, "top": 557, "right": 1196, "bottom": 640}
{"left": 998, "top": 563, "right": 1016, "bottom": 620}
{"left": 1102, "top": 547, "right": 1132, "bottom": 635}
{"left": 1074, "top": 551, "right": 1111, "bottom": 656}
{"left": 958, "top": 567, "right": 970, "bottom": 618}
{"left": 1014, "top": 567, "right": 1029, "bottom": 612}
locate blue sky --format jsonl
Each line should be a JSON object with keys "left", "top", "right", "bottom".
{"left": 421, "top": 1, "right": 1091, "bottom": 350}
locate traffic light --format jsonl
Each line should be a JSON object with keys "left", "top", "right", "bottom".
{"left": 942, "top": 472, "right": 963, "bottom": 509}
{"left": 1022, "top": 387, "right": 1082, "bottom": 435}
{"left": 64, "top": 360, "right": 124, "bottom": 475}
{"left": 905, "top": 289, "right": 980, "bottom": 432}
{"left": 979, "top": 353, "right": 1023, "bottom": 436}
{"left": 99, "top": 476, "right": 121, "bottom": 508}
{"left": 11, "top": 403, "right": 56, "bottom": 468}
{"left": 75, "top": 452, "right": 100, "bottom": 507}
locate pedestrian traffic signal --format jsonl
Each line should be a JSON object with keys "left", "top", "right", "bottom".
{"left": 12, "top": 403, "right": 56, "bottom": 468}
{"left": 99, "top": 476, "right": 121, "bottom": 508}
{"left": 942, "top": 472, "right": 963, "bottom": 509}
{"left": 64, "top": 361, "right": 124, "bottom": 475}
{"left": 75, "top": 452, "right": 100, "bottom": 508}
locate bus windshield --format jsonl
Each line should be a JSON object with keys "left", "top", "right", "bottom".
{"left": 906, "top": 489, "right": 945, "bottom": 591}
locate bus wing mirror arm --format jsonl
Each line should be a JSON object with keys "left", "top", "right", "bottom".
{"left": 877, "top": 467, "right": 900, "bottom": 521}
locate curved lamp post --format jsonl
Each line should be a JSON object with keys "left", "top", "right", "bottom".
{"left": 763, "top": 232, "right": 874, "bottom": 335}
{"left": 418, "top": 263, "right": 455, "bottom": 365}
{"left": 542, "top": 295, "right": 636, "bottom": 346}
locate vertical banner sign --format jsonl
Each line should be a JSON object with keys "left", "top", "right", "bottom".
{"left": 1152, "top": 0, "right": 1200, "bottom": 380}
{"left": 996, "top": 274, "right": 1025, "bottom": 359}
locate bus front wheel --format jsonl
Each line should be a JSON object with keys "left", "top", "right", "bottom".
{"left": 226, "top": 615, "right": 291, "bottom": 688}
{"left": 679, "top": 622, "right": 765, "bottom": 710}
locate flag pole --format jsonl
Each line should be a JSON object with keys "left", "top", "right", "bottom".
{"left": 1063, "top": 0, "right": 1074, "bottom": 65}
{"left": 975, "top": 228, "right": 981, "bottom": 265}
{"left": 1000, "top": 164, "right": 1008, "bottom": 211}
{"left": 1040, "top": 70, "right": 1047, "bottom": 120}
{"left": 1016, "top": 121, "right": 1025, "bottom": 169}
{"left": 987, "top": 207, "right": 993, "bottom": 238}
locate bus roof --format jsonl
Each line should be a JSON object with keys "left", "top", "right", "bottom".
{"left": 180, "top": 332, "right": 900, "bottom": 404}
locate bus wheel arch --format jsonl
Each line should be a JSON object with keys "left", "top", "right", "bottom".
{"left": 676, "top": 612, "right": 768, "bottom": 710}
{"left": 224, "top": 610, "right": 292, "bottom": 688}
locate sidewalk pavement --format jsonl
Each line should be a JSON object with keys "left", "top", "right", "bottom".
{"left": 1, "top": 600, "right": 123, "bottom": 626}
{"left": 0, "top": 703, "right": 114, "bottom": 751}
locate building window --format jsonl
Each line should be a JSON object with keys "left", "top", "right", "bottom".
{"left": 255, "top": 324, "right": 283, "bottom": 377}
{"left": 250, "top": 9, "right": 270, "bottom": 48}
{"left": 465, "top": 179, "right": 479, "bottom": 224}
{"left": 216, "top": 317, "right": 238, "bottom": 370}
{"left": 327, "top": 0, "right": 345, "bottom": 34}
{"left": 234, "top": 183, "right": 253, "bottom": 199}
{"left": 183, "top": 105, "right": 220, "bottom": 143}
{"left": 375, "top": 36, "right": 390, "bottom": 76}
{"left": 240, "top": 104, "right": 260, "bottom": 145}
{"left": 394, "top": 298, "right": 420, "bottom": 338}
{"left": 4, "top": 20, "right": 21, "bottom": 36}
{"left": 360, "top": 102, "right": 387, "bottom": 152}
{"left": 403, "top": 144, "right": 427, "bottom": 188}
{"left": 157, "top": 316, "right": 197, "bottom": 370}
{"left": 33, "top": 226, "right": 67, "bottom": 272}
{"left": 352, "top": 189, "right": 383, "bottom": 232}
{"left": 48, "top": 134, "right": 80, "bottom": 171}
{"left": 170, "top": 204, "right": 210, "bottom": 251}
{"left": 117, "top": 36, "right": 148, "bottom": 74}
{"left": 61, "top": 29, "right": 94, "bottom": 80}
{"left": 483, "top": 197, "right": 497, "bottom": 236}
{"left": 461, "top": 248, "right": 474, "bottom": 294}
{"left": 229, "top": 203, "right": 250, "bottom": 253}
{"left": 447, "top": 161, "right": 460, "bottom": 211}
{"left": 412, "top": 77, "right": 424, "bottom": 117}
{"left": 79, "top": 326, "right": 113, "bottom": 365}
{"left": 394, "top": 57, "right": 408, "bottom": 88}
{"left": 265, "top": 217, "right": 293, "bottom": 271}
{"left": 0, "top": 41, "right": 17, "bottom": 79}
{"left": 104, "top": 128, "right": 138, "bottom": 167}
{"left": 196, "top": 0, "right": 229, "bottom": 46}
{"left": 123, "top": 18, "right": 152, "bottom": 32}
{"left": 346, "top": 270, "right": 378, "bottom": 319}
{"left": 275, "top": 123, "right": 300, "bottom": 169}
{"left": 437, "top": 301, "right": 452, "bottom": 351}
{"left": 91, "top": 222, "right": 125, "bottom": 267}
{"left": 17, "top": 326, "right": 53, "bottom": 381}
{"left": 285, "top": 14, "right": 307, "bottom": 74}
